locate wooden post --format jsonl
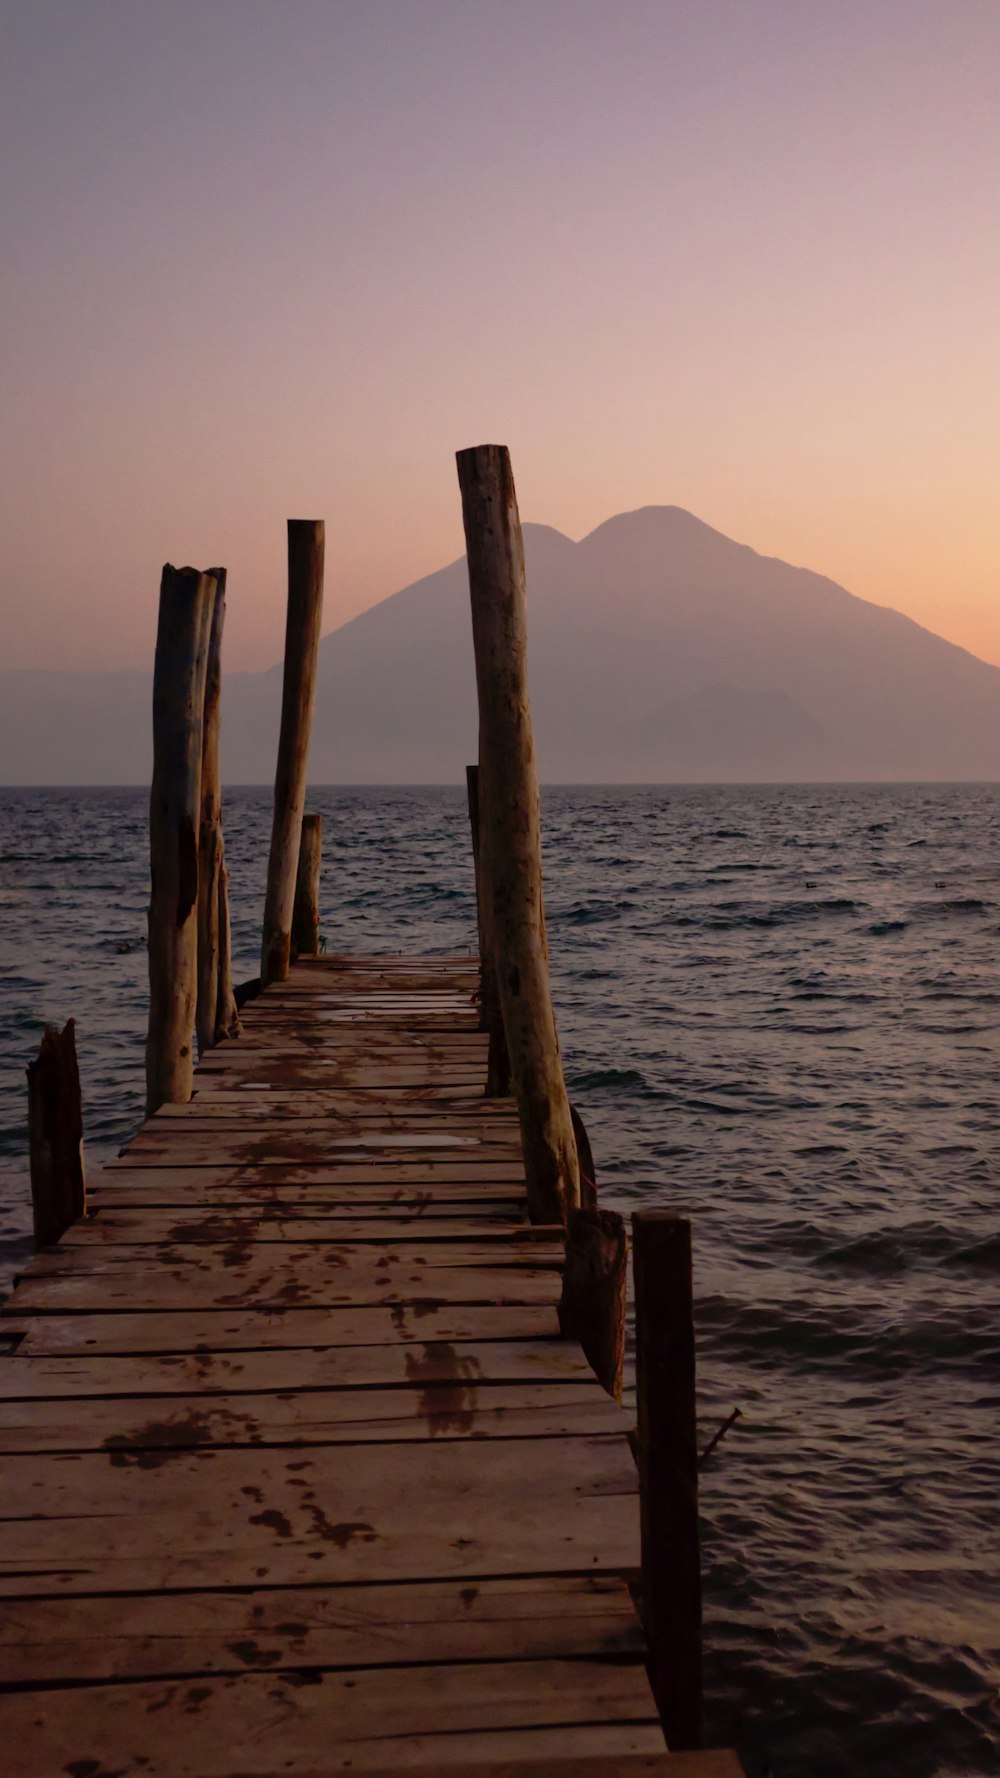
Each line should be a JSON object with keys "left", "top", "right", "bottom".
{"left": 146, "top": 564, "right": 216, "bottom": 1115}
{"left": 465, "top": 763, "right": 510, "bottom": 1095}
{"left": 292, "top": 813, "right": 322, "bottom": 957}
{"left": 216, "top": 858, "right": 239, "bottom": 1040}
{"left": 196, "top": 570, "right": 238, "bottom": 1051}
{"left": 558, "top": 1208, "right": 627, "bottom": 1400}
{"left": 632, "top": 1210, "right": 703, "bottom": 1750}
{"left": 457, "top": 444, "right": 579, "bottom": 1225}
{"left": 261, "top": 520, "right": 325, "bottom": 986}
{"left": 27, "top": 1020, "right": 86, "bottom": 1247}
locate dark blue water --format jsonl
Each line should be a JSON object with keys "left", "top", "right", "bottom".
{"left": 1, "top": 784, "right": 998, "bottom": 1777}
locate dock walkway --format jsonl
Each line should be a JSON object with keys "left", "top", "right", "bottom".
{"left": 0, "top": 956, "right": 735, "bottom": 1775}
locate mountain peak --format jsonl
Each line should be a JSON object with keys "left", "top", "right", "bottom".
{"left": 2, "top": 506, "right": 998, "bottom": 782}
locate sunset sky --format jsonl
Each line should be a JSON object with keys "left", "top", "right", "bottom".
{"left": 2, "top": 0, "right": 998, "bottom": 671}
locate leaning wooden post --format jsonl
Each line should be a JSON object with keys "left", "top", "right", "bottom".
{"left": 146, "top": 564, "right": 216, "bottom": 1116}
{"left": 558, "top": 1208, "right": 627, "bottom": 1399}
{"left": 632, "top": 1210, "right": 704, "bottom": 1750}
{"left": 465, "top": 763, "right": 510, "bottom": 1095}
{"left": 292, "top": 813, "right": 322, "bottom": 957}
{"left": 457, "top": 444, "right": 579, "bottom": 1224}
{"left": 196, "top": 570, "right": 238, "bottom": 1051}
{"left": 261, "top": 520, "right": 325, "bottom": 986}
{"left": 27, "top": 1020, "right": 86, "bottom": 1247}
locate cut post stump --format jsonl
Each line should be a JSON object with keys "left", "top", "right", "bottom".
{"left": 26, "top": 1019, "right": 86, "bottom": 1248}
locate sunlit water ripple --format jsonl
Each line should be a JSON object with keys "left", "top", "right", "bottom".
{"left": 1, "top": 783, "right": 997, "bottom": 1778}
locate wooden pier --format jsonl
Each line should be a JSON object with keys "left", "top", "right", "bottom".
{"left": 2, "top": 957, "right": 733, "bottom": 1775}
{"left": 5, "top": 444, "right": 742, "bottom": 1772}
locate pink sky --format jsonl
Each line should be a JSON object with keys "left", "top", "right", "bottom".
{"left": 2, "top": 0, "right": 998, "bottom": 672}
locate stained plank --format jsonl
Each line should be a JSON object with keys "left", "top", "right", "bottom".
{"left": 0, "top": 1573, "right": 643, "bottom": 1684}
{"left": 0, "top": 1665, "right": 663, "bottom": 1778}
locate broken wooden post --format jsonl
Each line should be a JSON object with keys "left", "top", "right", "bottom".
{"left": 27, "top": 1020, "right": 87, "bottom": 1247}
{"left": 261, "top": 520, "right": 325, "bottom": 986}
{"left": 632, "top": 1210, "right": 703, "bottom": 1750}
{"left": 146, "top": 564, "right": 216, "bottom": 1115}
{"left": 197, "top": 569, "right": 239, "bottom": 1051}
{"left": 465, "top": 762, "right": 510, "bottom": 1095}
{"left": 292, "top": 813, "right": 322, "bottom": 957}
{"left": 558, "top": 1208, "right": 627, "bottom": 1400}
{"left": 457, "top": 444, "right": 580, "bottom": 1225}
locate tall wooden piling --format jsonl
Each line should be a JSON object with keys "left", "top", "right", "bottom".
{"left": 632, "top": 1210, "right": 704, "bottom": 1750}
{"left": 27, "top": 1019, "right": 86, "bottom": 1247}
{"left": 457, "top": 445, "right": 579, "bottom": 1224}
{"left": 196, "top": 570, "right": 238, "bottom": 1051}
{"left": 261, "top": 520, "right": 325, "bottom": 986}
{"left": 292, "top": 813, "right": 322, "bottom": 957}
{"left": 465, "top": 762, "right": 510, "bottom": 1096}
{"left": 146, "top": 564, "right": 216, "bottom": 1115}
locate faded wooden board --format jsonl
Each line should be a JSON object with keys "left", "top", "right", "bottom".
{"left": 0, "top": 1573, "right": 643, "bottom": 1684}
{"left": 7, "top": 1258, "right": 562, "bottom": 1312}
{"left": 0, "top": 1435, "right": 638, "bottom": 1595}
{"left": 124, "top": 1131, "right": 523, "bottom": 1158}
{"left": 0, "top": 1381, "right": 624, "bottom": 1452}
{"left": 64, "top": 1213, "right": 542, "bottom": 1243}
{"left": 0, "top": 1336, "right": 593, "bottom": 1396}
{"left": 95, "top": 1159, "right": 530, "bottom": 1187}
{"left": 0, "top": 1667, "right": 663, "bottom": 1778}
{"left": 1, "top": 1303, "right": 560, "bottom": 1355}
{"left": 27, "top": 1237, "right": 562, "bottom": 1274}
{"left": 63, "top": 1207, "right": 550, "bottom": 1240}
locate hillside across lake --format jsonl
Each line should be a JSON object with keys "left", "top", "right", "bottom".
{"left": 4, "top": 507, "right": 1000, "bottom": 783}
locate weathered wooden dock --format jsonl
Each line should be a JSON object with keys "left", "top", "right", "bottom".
{"left": 2, "top": 956, "right": 733, "bottom": 1775}
{"left": 6, "top": 444, "right": 743, "bottom": 1772}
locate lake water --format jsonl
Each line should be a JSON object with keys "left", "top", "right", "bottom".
{"left": 1, "top": 783, "right": 998, "bottom": 1777}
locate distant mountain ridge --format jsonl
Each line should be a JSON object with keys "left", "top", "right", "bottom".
{"left": 3, "top": 506, "right": 999, "bottom": 783}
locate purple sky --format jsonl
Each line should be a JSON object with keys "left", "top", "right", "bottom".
{"left": 3, "top": 0, "right": 998, "bottom": 670}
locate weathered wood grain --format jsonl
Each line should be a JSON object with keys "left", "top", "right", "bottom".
{"left": 0, "top": 1573, "right": 642, "bottom": 1684}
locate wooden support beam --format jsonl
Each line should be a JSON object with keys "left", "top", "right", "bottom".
{"left": 292, "top": 813, "right": 322, "bottom": 958}
{"left": 261, "top": 520, "right": 325, "bottom": 986}
{"left": 26, "top": 1020, "right": 86, "bottom": 1248}
{"left": 465, "top": 762, "right": 510, "bottom": 1096}
{"left": 146, "top": 564, "right": 216, "bottom": 1114}
{"left": 632, "top": 1210, "right": 703, "bottom": 1751}
{"left": 558, "top": 1208, "right": 626, "bottom": 1400}
{"left": 197, "top": 570, "right": 239, "bottom": 1052}
{"left": 457, "top": 444, "right": 579, "bottom": 1225}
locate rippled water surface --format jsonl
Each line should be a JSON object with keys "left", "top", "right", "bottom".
{"left": 1, "top": 783, "right": 998, "bottom": 1777}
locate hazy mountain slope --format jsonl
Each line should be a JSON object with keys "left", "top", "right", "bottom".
{"left": 2, "top": 508, "right": 998, "bottom": 783}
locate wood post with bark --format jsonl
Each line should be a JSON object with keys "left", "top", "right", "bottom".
{"left": 261, "top": 520, "right": 325, "bottom": 986}
{"left": 457, "top": 444, "right": 579, "bottom": 1225}
{"left": 632, "top": 1210, "right": 704, "bottom": 1750}
{"left": 558, "top": 1208, "right": 627, "bottom": 1399}
{"left": 146, "top": 564, "right": 216, "bottom": 1115}
{"left": 196, "top": 569, "right": 239, "bottom": 1051}
{"left": 465, "top": 762, "right": 510, "bottom": 1095}
{"left": 292, "top": 813, "right": 322, "bottom": 957}
{"left": 27, "top": 1020, "right": 86, "bottom": 1247}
